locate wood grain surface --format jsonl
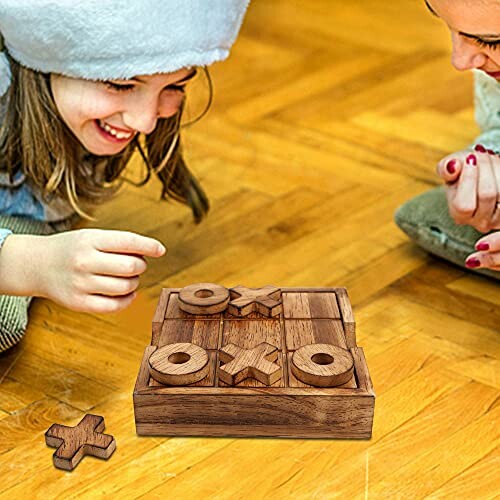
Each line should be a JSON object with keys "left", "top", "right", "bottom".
{"left": 44, "top": 414, "right": 116, "bottom": 471}
{"left": 135, "top": 285, "right": 372, "bottom": 437}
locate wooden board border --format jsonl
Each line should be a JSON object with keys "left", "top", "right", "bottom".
{"left": 135, "top": 286, "right": 373, "bottom": 439}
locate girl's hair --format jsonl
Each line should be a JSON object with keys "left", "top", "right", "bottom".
{"left": 0, "top": 53, "right": 210, "bottom": 223}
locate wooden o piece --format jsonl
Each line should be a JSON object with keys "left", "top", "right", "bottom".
{"left": 45, "top": 414, "right": 116, "bottom": 471}
{"left": 219, "top": 342, "right": 281, "bottom": 386}
{"left": 291, "top": 343, "right": 354, "bottom": 387}
{"left": 148, "top": 342, "right": 209, "bottom": 385}
{"left": 178, "top": 283, "right": 229, "bottom": 315}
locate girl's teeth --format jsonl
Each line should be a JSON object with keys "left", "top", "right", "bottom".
{"left": 99, "top": 120, "right": 132, "bottom": 139}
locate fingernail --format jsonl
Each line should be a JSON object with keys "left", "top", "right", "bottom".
{"left": 476, "top": 242, "right": 490, "bottom": 251}
{"left": 158, "top": 245, "right": 166, "bottom": 254}
{"left": 487, "top": 149, "right": 495, "bottom": 155}
{"left": 474, "top": 144, "right": 487, "bottom": 153}
{"left": 446, "top": 160, "right": 457, "bottom": 174}
{"left": 466, "top": 154, "right": 477, "bottom": 166}
{"left": 465, "top": 257, "right": 481, "bottom": 268}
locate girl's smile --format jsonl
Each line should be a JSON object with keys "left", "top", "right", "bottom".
{"left": 94, "top": 119, "right": 136, "bottom": 143}
{"left": 50, "top": 68, "right": 196, "bottom": 155}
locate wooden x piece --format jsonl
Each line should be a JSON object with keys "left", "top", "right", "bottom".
{"left": 45, "top": 414, "right": 116, "bottom": 471}
{"left": 219, "top": 342, "right": 281, "bottom": 386}
{"left": 228, "top": 285, "right": 282, "bottom": 317}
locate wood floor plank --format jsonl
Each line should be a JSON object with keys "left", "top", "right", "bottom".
{"left": 252, "top": 382, "right": 498, "bottom": 498}
{"left": 368, "top": 405, "right": 500, "bottom": 498}
{"left": 0, "top": 0, "right": 498, "bottom": 497}
{"left": 0, "top": 378, "right": 46, "bottom": 415}
{"left": 426, "top": 449, "right": 500, "bottom": 499}
{"left": 0, "top": 351, "right": 113, "bottom": 413}
{"left": 390, "top": 264, "right": 500, "bottom": 332}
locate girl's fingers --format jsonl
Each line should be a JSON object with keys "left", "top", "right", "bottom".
{"left": 81, "top": 291, "right": 138, "bottom": 314}
{"left": 86, "top": 274, "right": 141, "bottom": 296}
{"left": 91, "top": 229, "right": 167, "bottom": 258}
{"left": 90, "top": 251, "right": 148, "bottom": 277}
{"left": 449, "top": 154, "right": 479, "bottom": 224}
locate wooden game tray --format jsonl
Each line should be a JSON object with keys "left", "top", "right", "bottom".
{"left": 133, "top": 286, "right": 375, "bottom": 439}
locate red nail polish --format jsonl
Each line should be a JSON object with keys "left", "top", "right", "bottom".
{"left": 465, "top": 257, "right": 481, "bottom": 268}
{"left": 474, "top": 144, "right": 487, "bottom": 153}
{"left": 476, "top": 242, "right": 490, "bottom": 251}
{"left": 446, "top": 160, "right": 457, "bottom": 174}
{"left": 466, "top": 154, "right": 477, "bottom": 166}
{"left": 487, "top": 149, "right": 495, "bottom": 155}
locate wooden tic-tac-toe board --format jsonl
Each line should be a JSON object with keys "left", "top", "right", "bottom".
{"left": 133, "top": 284, "right": 375, "bottom": 439}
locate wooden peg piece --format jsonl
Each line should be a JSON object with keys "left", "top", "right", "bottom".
{"left": 178, "top": 283, "right": 230, "bottom": 315}
{"left": 219, "top": 342, "right": 281, "bottom": 386}
{"left": 148, "top": 342, "right": 210, "bottom": 385}
{"left": 45, "top": 414, "right": 116, "bottom": 471}
{"left": 291, "top": 343, "right": 354, "bottom": 387}
{"left": 228, "top": 285, "right": 282, "bottom": 317}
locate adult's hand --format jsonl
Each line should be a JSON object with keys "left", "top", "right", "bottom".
{"left": 465, "top": 232, "right": 500, "bottom": 272}
{"left": 436, "top": 145, "right": 500, "bottom": 233}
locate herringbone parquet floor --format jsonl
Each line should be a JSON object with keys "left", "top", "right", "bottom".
{"left": 0, "top": 1, "right": 498, "bottom": 498}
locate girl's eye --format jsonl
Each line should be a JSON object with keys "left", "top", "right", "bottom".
{"left": 167, "top": 84, "right": 186, "bottom": 92}
{"left": 104, "top": 82, "right": 134, "bottom": 92}
{"left": 474, "top": 39, "right": 500, "bottom": 50}
{"left": 104, "top": 82, "right": 187, "bottom": 92}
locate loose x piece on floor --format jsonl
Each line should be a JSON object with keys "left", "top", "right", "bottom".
{"left": 45, "top": 414, "right": 116, "bottom": 471}
{"left": 45, "top": 283, "right": 374, "bottom": 469}
{"left": 134, "top": 283, "right": 375, "bottom": 439}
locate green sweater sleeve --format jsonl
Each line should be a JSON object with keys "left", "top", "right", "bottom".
{"left": 473, "top": 70, "right": 500, "bottom": 152}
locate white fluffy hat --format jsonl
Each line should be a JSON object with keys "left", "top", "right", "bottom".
{"left": 0, "top": 0, "right": 250, "bottom": 96}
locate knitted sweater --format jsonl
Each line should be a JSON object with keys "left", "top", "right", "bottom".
{"left": 473, "top": 70, "right": 500, "bottom": 151}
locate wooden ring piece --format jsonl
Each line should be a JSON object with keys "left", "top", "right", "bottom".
{"left": 148, "top": 342, "right": 209, "bottom": 385}
{"left": 291, "top": 343, "right": 354, "bottom": 387}
{"left": 178, "top": 283, "right": 229, "bottom": 315}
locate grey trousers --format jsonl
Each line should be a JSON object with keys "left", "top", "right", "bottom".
{"left": 0, "top": 213, "right": 81, "bottom": 352}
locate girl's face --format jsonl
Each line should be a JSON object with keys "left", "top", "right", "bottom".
{"left": 426, "top": 0, "right": 500, "bottom": 79}
{"left": 50, "top": 68, "right": 196, "bottom": 155}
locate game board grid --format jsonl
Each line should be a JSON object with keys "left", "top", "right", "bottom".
{"left": 159, "top": 290, "right": 348, "bottom": 320}
{"left": 148, "top": 318, "right": 357, "bottom": 389}
{"left": 136, "top": 346, "right": 367, "bottom": 394}
{"left": 148, "top": 287, "right": 358, "bottom": 390}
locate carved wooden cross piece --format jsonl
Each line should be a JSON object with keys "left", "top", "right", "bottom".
{"left": 228, "top": 285, "right": 282, "bottom": 317}
{"left": 219, "top": 342, "right": 281, "bottom": 386}
{"left": 45, "top": 414, "right": 116, "bottom": 471}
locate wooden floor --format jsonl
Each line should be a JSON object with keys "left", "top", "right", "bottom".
{"left": 1, "top": 0, "right": 499, "bottom": 497}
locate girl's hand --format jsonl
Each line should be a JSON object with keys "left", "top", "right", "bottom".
{"left": 436, "top": 145, "right": 500, "bottom": 233}
{"left": 38, "top": 228, "right": 166, "bottom": 313}
{"left": 465, "top": 232, "right": 500, "bottom": 272}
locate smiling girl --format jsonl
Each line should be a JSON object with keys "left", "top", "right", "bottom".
{"left": 0, "top": 0, "right": 249, "bottom": 351}
{"left": 395, "top": 0, "right": 500, "bottom": 277}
